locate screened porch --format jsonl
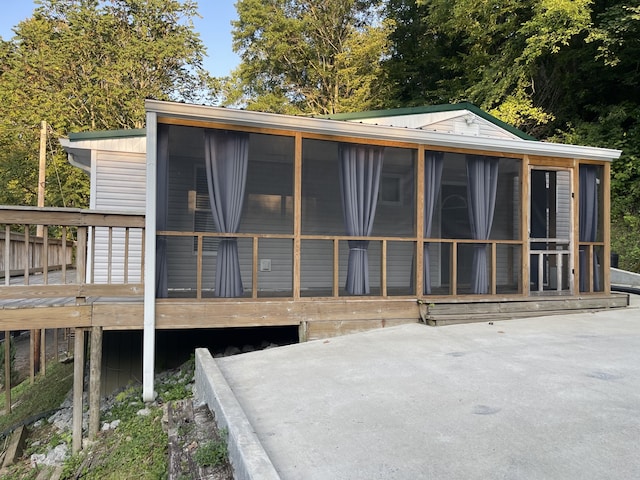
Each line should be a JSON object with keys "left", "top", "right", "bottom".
{"left": 153, "top": 122, "right": 606, "bottom": 300}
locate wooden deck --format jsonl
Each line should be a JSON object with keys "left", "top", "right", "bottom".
{"left": 1, "top": 288, "right": 629, "bottom": 337}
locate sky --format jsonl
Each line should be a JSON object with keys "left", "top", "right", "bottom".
{"left": 0, "top": 1, "right": 240, "bottom": 78}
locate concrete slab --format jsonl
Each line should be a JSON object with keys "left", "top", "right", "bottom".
{"left": 213, "top": 295, "right": 640, "bottom": 480}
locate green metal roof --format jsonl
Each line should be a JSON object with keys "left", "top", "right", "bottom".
{"left": 68, "top": 128, "right": 147, "bottom": 141}
{"left": 315, "top": 102, "right": 537, "bottom": 141}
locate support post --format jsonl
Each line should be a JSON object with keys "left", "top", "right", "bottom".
{"left": 88, "top": 326, "right": 103, "bottom": 440}
{"left": 4, "top": 331, "right": 10, "bottom": 414}
{"left": 40, "top": 328, "right": 46, "bottom": 376}
{"left": 54, "top": 328, "right": 59, "bottom": 362}
{"left": 143, "top": 110, "right": 158, "bottom": 402}
{"left": 72, "top": 328, "right": 85, "bottom": 453}
{"left": 29, "top": 332, "right": 35, "bottom": 384}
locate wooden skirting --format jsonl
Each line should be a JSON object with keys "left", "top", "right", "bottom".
{"left": 0, "top": 293, "right": 629, "bottom": 337}
{"left": 423, "top": 293, "right": 629, "bottom": 326}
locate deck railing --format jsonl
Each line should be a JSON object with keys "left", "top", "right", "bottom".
{"left": 0, "top": 206, "right": 146, "bottom": 414}
{"left": 0, "top": 229, "right": 73, "bottom": 278}
{"left": 0, "top": 206, "right": 145, "bottom": 299}
{"left": 159, "top": 230, "right": 523, "bottom": 299}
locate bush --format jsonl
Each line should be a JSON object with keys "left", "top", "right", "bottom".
{"left": 611, "top": 214, "right": 640, "bottom": 273}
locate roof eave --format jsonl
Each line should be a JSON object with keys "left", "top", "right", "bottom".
{"left": 145, "top": 100, "right": 622, "bottom": 162}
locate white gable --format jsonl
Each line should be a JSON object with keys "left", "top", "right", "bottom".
{"left": 348, "top": 110, "right": 523, "bottom": 141}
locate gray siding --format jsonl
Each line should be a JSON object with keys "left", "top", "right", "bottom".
{"left": 92, "top": 151, "right": 145, "bottom": 283}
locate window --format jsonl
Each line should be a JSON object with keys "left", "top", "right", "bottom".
{"left": 379, "top": 174, "right": 403, "bottom": 206}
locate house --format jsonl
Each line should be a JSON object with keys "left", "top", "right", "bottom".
{"left": 57, "top": 99, "right": 624, "bottom": 401}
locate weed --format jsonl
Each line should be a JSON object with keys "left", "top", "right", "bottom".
{"left": 194, "top": 429, "right": 228, "bottom": 468}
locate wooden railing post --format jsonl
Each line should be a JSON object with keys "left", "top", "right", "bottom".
{"left": 252, "top": 237, "right": 258, "bottom": 299}
{"left": 381, "top": 240, "right": 387, "bottom": 297}
{"left": 332, "top": 239, "right": 339, "bottom": 297}
{"left": 76, "top": 226, "right": 87, "bottom": 286}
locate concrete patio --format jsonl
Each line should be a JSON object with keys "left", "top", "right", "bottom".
{"left": 196, "top": 294, "right": 640, "bottom": 480}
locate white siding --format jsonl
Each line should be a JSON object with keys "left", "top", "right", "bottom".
{"left": 92, "top": 151, "right": 146, "bottom": 283}
{"left": 556, "top": 171, "right": 571, "bottom": 241}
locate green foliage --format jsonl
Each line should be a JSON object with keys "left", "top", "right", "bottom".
{"left": 0, "top": 361, "right": 73, "bottom": 433}
{"left": 194, "top": 430, "right": 228, "bottom": 468}
{"left": 0, "top": 0, "right": 216, "bottom": 208}
{"left": 612, "top": 215, "right": 640, "bottom": 272}
{"left": 383, "top": 0, "right": 640, "bottom": 271}
{"left": 64, "top": 385, "right": 168, "bottom": 479}
{"left": 227, "top": 0, "right": 389, "bottom": 114}
{"left": 0, "top": 337, "right": 18, "bottom": 387}
{"left": 156, "top": 355, "right": 195, "bottom": 401}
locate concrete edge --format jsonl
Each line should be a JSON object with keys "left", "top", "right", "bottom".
{"left": 194, "top": 348, "right": 281, "bottom": 480}
{"left": 611, "top": 267, "right": 640, "bottom": 288}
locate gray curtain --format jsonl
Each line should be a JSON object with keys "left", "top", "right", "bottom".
{"left": 155, "top": 124, "right": 169, "bottom": 298}
{"left": 204, "top": 129, "right": 250, "bottom": 297}
{"left": 339, "top": 144, "right": 384, "bottom": 295}
{"left": 466, "top": 155, "right": 499, "bottom": 294}
{"left": 423, "top": 152, "right": 444, "bottom": 294}
{"left": 579, "top": 165, "right": 600, "bottom": 292}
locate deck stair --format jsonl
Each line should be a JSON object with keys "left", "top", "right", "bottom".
{"left": 421, "top": 293, "right": 629, "bottom": 326}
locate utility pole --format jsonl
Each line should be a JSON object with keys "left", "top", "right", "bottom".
{"left": 33, "top": 120, "right": 47, "bottom": 376}
{"left": 37, "top": 120, "right": 47, "bottom": 236}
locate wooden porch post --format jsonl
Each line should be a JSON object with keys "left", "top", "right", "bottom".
{"left": 88, "top": 326, "right": 103, "bottom": 440}
{"left": 293, "top": 132, "right": 302, "bottom": 301}
{"left": 572, "top": 160, "right": 580, "bottom": 294}
{"left": 602, "top": 162, "right": 611, "bottom": 292}
{"left": 521, "top": 156, "right": 530, "bottom": 296}
{"left": 72, "top": 327, "right": 86, "bottom": 453}
{"left": 416, "top": 146, "right": 425, "bottom": 297}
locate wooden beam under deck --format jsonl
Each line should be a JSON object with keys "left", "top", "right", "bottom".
{"left": 0, "top": 293, "right": 629, "bottom": 333}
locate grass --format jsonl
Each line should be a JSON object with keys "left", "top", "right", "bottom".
{"left": 195, "top": 430, "right": 228, "bottom": 468}
{"left": 0, "top": 360, "right": 73, "bottom": 434}
{"left": 62, "top": 385, "right": 169, "bottom": 479}
{"left": 1, "top": 354, "right": 231, "bottom": 479}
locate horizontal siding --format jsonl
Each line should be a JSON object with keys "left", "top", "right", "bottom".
{"left": 92, "top": 151, "right": 145, "bottom": 283}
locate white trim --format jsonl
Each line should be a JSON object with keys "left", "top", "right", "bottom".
{"left": 145, "top": 100, "right": 622, "bottom": 162}
{"left": 143, "top": 111, "right": 158, "bottom": 402}
{"left": 86, "top": 150, "right": 98, "bottom": 283}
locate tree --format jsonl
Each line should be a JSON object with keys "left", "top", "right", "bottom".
{"left": 227, "top": 0, "right": 390, "bottom": 114}
{"left": 0, "top": 0, "right": 216, "bottom": 208}
{"left": 383, "top": 0, "right": 593, "bottom": 135}
{"left": 383, "top": 0, "right": 640, "bottom": 271}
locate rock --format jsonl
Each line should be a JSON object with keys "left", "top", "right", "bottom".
{"left": 137, "top": 408, "right": 151, "bottom": 417}
{"left": 223, "top": 346, "right": 241, "bottom": 356}
{"left": 101, "top": 419, "right": 120, "bottom": 431}
{"left": 30, "top": 444, "right": 68, "bottom": 468}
